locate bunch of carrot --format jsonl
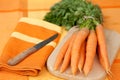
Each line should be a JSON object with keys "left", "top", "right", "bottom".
{"left": 54, "top": 19, "right": 111, "bottom": 76}
{"left": 49, "top": 0, "right": 112, "bottom": 77}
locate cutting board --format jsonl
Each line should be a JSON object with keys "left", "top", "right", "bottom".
{"left": 47, "top": 26, "right": 120, "bottom": 80}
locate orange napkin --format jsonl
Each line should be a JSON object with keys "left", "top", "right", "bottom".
{"left": 0, "top": 17, "right": 61, "bottom": 76}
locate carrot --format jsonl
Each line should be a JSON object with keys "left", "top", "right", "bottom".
{"left": 95, "top": 24, "right": 110, "bottom": 74}
{"left": 78, "top": 41, "right": 86, "bottom": 73}
{"left": 98, "top": 46, "right": 114, "bottom": 80}
{"left": 54, "top": 35, "right": 71, "bottom": 70}
{"left": 71, "top": 27, "right": 89, "bottom": 75}
{"left": 83, "top": 29, "right": 97, "bottom": 76}
{"left": 97, "top": 46, "right": 105, "bottom": 70}
{"left": 60, "top": 32, "right": 77, "bottom": 73}
{"left": 54, "top": 32, "right": 74, "bottom": 70}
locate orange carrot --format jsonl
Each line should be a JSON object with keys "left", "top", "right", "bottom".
{"left": 78, "top": 41, "right": 86, "bottom": 73}
{"left": 60, "top": 32, "right": 77, "bottom": 73}
{"left": 54, "top": 32, "right": 73, "bottom": 70}
{"left": 71, "top": 27, "right": 89, "bottom": 75}
{"left": 83, "top": 30, "right": 97, "bottom": 76}
{"left": 97, "top": 46, "right": 105, "bottom": 70}
{"left": 95, "top": 24, "right": 110, "bottom": 74}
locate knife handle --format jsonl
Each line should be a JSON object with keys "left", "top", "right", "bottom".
{"left": 7, "top": 47, "right": 37, "bottom": 66}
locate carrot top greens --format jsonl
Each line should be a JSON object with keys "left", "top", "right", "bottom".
{"left": 44, "top": 0, "right": 103, "bottom": 30}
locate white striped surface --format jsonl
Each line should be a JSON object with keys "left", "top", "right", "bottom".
{"left": 11, "top": 32, "right": 57, "bottom": 47}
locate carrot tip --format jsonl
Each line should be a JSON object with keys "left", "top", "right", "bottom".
{"left": 83, "top": 70, "right": 89, "bottom": 76}
{"left": 106, "top": 69, "right": 119, "bottom": 80}
{"left": 72, "top": 73, "right": 76, "bottom": 75}
{"left": 84, "top": 72, "right": 88, "bottom": 77}
{"left": 60, "top": 69, "right": 64, "bottom": 73}
{"left": 72, "top": 70, "right": 77, "bottom": 75}
{"left": 106, "top": 70, "right": 113, "bottom": 79}
{"left": 78, "top": 68, "right": 83, "bottom": 73}
{"left": 54, "top": 66, "right": 58, "bottom": 71}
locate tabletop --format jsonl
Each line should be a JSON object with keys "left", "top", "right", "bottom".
{"left": 0, "top": 0, "right": 120, "bottom": 80}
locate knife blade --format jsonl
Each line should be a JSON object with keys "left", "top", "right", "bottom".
{"left": 7, "top": 33, "right": 58, "bottom": 66}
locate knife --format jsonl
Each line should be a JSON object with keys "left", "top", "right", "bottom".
{"left": 7, "top": 33, "right": 58, "bottom": 66}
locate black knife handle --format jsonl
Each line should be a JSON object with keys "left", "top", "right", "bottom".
{"left": 7, "top": 47, "right": 37, "bottom": 66}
